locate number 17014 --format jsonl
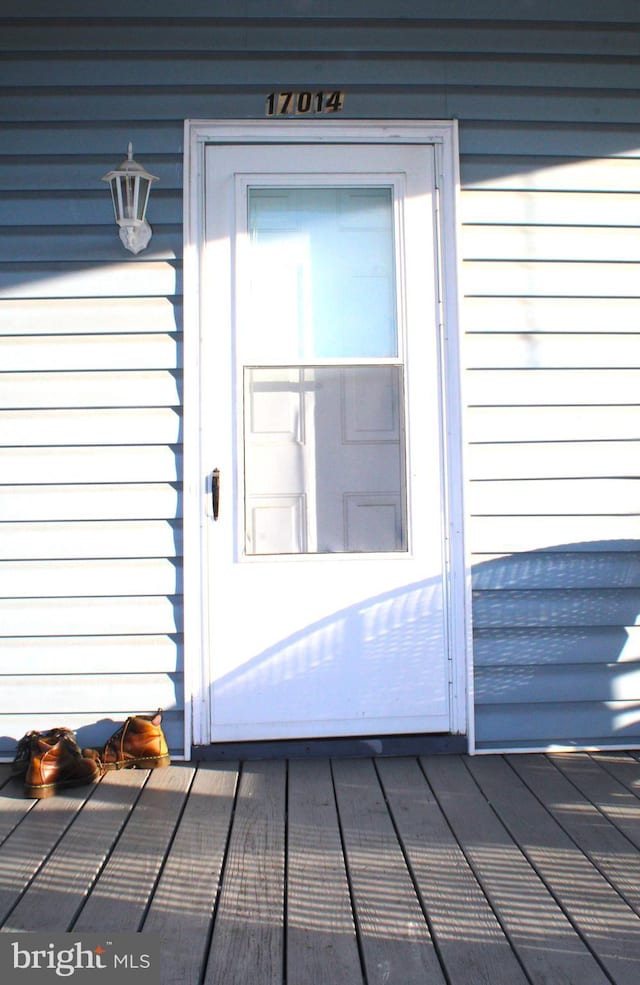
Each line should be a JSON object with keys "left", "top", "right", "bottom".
{"left": 265, "top": 90, "right": 345, "bottom": 116}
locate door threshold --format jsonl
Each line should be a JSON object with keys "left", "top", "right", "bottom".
{"left": 192, "top": 732, "right": 467, "bottom": 762}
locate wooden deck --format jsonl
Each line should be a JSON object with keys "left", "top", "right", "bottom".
{"left": 1, "top": 751, "right": 640, "bottom": 984}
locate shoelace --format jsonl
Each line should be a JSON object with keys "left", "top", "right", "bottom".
{"left": 11, "top": 731, "right": 39, "bottom": 772}
{"left": 104, "top": 721, "right": 126, "bottom": 752}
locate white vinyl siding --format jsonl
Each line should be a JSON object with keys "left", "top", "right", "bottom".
{"left": 462, "top": 148, "right": 640, "bottom": 749}
{"left": 2, "top": 0, "right": 640, "bottom": 754}
{"left": 0, "top": 136, "right": 183, "bottom": 752}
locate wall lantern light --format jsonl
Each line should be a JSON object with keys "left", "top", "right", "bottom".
{"left": 102, "top": 143, "right": 158, "bottom": 254}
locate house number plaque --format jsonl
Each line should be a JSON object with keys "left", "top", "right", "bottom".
{"left": 265, "top": 90, "right": 345, "bottom": 116}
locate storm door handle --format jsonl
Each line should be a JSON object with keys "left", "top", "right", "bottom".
{"left": 212, "top": 468, "right": 220, "bottom": 520}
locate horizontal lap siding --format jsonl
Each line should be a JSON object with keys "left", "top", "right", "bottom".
{"left": 458, "top": 41, "right": 640, "bottom": 745}
{"left": 2, "top": 5, "right": 639, "bottom": 755}
{"left": 0, "top": 15, "right": 186, "bottom": 753}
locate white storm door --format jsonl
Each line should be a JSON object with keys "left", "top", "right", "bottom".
{"left": 202, "top": 140, "right": 450, "bottom": 741}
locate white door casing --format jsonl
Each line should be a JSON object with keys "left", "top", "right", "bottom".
{"left": 183, "top": 121, "right": 470, "bottom": 748}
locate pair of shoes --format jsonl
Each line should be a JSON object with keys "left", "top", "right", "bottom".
{"left": 13, "top": 710, "right": 170, "bottom": 799}
{"left": 13, "top": 729, "right": 102, "bottom": 800}
{"left": 84, "top": 710, "right": 171, "bottom": 771}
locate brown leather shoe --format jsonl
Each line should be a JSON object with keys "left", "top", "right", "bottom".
{"left": 85, "top": 710, "right": 170, "bottom": 771}
{"left": 24, "top": 734, "right": 102, "bottom": 799}
{"left": 12, "top": 727, "right": 77, "bottom": 777}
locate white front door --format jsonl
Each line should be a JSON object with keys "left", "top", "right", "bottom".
{"left": 198, "top": 131, "right": 455, "bottom": 742}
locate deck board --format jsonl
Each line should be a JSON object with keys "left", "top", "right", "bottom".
{"left": 421, "top": 754, "right": 611, "bottom": 985}
{"left": 376, "top": 756, "right": 529, "bottom": 985}
{"left": 592, "top": 750, "right": 640, "bottom": 796}
{"left": 286, "top": 758, "right": 363, "bottom": 985}
{"left": 508, "top": 753, "right": 640, "bottom": 917}
{"left": 466, "top": 754, "right": 640, "bottom": 985}
{"left": 332, "top": 757, "right": 446, "bottom": 985}
{"left": 555, "top": 751, "right": 640, "bottom": 847}
{"left": 3, "top": 769, "right": 147, "bottom": 932}
{"left": 203, "top": 760, "right": 286, "bottom": 985}
{"left": 0, "top": 768, "right": 38, "bottom": 845}
{"left": 1, "top": 752, "right": 640, "bottom": 985}
{"left": 142, "top": 762, "right": 239, "bottom": 985}
{"left": 73, "top": 764, "right": 194, "bottom": 932}
{"left": 0, "top": 779, "right": 97, "bottom": 928}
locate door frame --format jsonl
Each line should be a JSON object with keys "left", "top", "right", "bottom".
{"left": 183, "top": 119, "right": 472, "bottom": 752}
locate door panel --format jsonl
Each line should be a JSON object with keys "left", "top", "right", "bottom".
{"left": 202, "top": 141, "right": 450, "bottom": 740}
{"left": 244, "top": 366, "right": 406, "bottom": 555}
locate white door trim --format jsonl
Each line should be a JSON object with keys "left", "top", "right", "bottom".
{"left": 183, "top": 119, "right": 472, "bottom": 750}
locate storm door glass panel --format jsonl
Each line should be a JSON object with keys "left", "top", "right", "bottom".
{"left": 245, "top": 187, "right": 397, "bottom": 359}
{"left": 242, "top": 184, "right": 406, "bottom": 556}
{"left": 244, "top": 366, "right": 407, "bottom": 555}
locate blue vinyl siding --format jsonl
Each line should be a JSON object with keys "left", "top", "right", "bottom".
{"left": 1, "top": 2, "right": 640, "bottom": 753}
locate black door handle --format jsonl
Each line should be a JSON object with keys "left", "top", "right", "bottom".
{"left": 212, "top": 468, "right": 220, "bottom": 520}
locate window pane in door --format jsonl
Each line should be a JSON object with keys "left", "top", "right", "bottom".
{"left": 246, "top": 187, "right": 397, "bottom": 359}
{"left": 244, "top": 366, "right": 407, "bottom": 555}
